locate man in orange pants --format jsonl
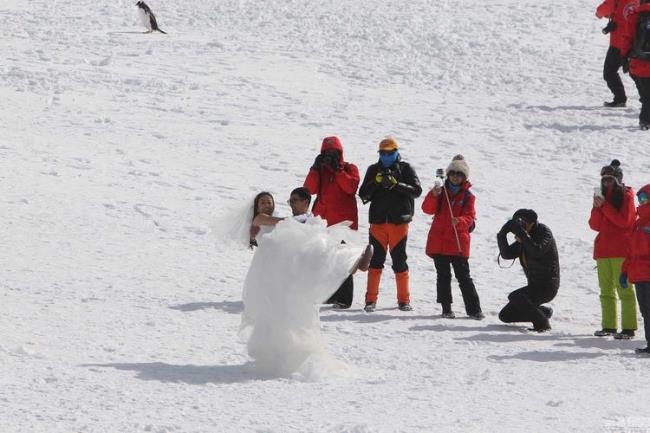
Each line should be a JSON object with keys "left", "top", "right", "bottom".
{"left": 358, "top": 138, "right": 422, "bottom": 312}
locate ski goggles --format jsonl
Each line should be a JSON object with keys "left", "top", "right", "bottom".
{"left": 447, "top": 170, "right": 466, "bottom": 178}
{"left": 378, "top": 149, "right": 397, "bottom": 156}
{"left": 638, "top": 191, "right": 649, "bottom": 205}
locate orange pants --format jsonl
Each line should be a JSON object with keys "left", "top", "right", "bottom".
{"left": 366, "top": 223, "right": 410, "bottom": 304}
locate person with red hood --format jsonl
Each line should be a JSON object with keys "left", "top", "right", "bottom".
{"left": 595, "top": 0, "right": 636, "bottom": 107}
{"left": 589, "top": 159, "right": 637, "bottom": 339}
{"left": 421, "top": 155, "right": 483, "bottom": 319}
{"left": 304, "top": 136, "right": 360, "bottom": 308}
{"left": 621, "top": 184, "right": 650, "bottom": 354}
{"left": 620, "top": 0, "right": 650, "bottom": 129}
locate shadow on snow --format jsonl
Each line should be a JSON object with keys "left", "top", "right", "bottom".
{"left": 81, "top": 361, "right": 275, "bottom": 384}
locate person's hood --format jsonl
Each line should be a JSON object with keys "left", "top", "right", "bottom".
{"left": 638, "top": 184, "right": 650, "bottom": 222}
{"left": 320, "top": 136, "right": 344, "bottom": 161}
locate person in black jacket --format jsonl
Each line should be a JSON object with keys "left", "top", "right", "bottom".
{"left": 497, "top": 209, "right": 560, "bottom": 332}
{"left": 358, "top": 138, "right": 422, "bottom": 312}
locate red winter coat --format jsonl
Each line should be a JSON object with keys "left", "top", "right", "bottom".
{"left": 589, "top": 185, "right": 636, "bottom": 259}
{"left": 622, "top": 185, "right": 650, "bottom": 283}
{"left": 422, "top": 181, "right": 475, "bottom": 258}
{"left": 596, "top": 0, "right": 637, "bottom": 51}
{"left": 304, "top": 138, "right": 360, "bottom": 229}
{"left": 620, "top": 2, "right": 650, "bottom": 78}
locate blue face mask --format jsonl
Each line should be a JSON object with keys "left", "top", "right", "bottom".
{"left": 379, "top": 150, "right": 399, "bottom": 168}
{"left": 639, "top": 191, "right": 649, "bottom": 205}
{"left": 448, "top": 183, "right": 461, "bottom": 195}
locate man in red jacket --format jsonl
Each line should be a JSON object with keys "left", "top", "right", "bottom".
{"left": 596, "top": 0, "right": 637, "bottom": 107}
{"left": 304, "top": 136, "right": 360, "bottom": 308}
{"left": 620, "top": 0, "right": 650, "bottom": 129}
{"left": 621, "top": 185, "right": 650, "bottom": 353}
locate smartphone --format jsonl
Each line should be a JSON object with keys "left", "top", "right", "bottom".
{"left": 594, "top": 186, "right": 604, "bottom": 199}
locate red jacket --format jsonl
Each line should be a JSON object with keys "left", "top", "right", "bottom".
{"left": 596, "top": 0, "right": 638, "bottom": 51}
{"left": 422, "top": 181, "right": 475, "bottom": 258}
{"left": 589, "top": 186, "right": 636, "bottom": 259}
{"left": 622, "top": 184, "right": 650, "bottom": 282}
{"left": 620, "top": 2, "right": 650, "bottom": 77}
{"left": 304, "top": 137, "right": 360, "bottom": 229}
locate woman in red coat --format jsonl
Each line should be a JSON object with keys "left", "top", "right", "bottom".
{"left": 621, "top": 184, "right": 650, "bottom": 353}
{"left": 422, "top": 155, "right": 483, "bottom": 319}
{"left": 589, "top": 159, "right": 637, "bottom": 338}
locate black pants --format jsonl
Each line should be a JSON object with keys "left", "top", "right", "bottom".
{"left": 604, "top": 46, "right": 627, "bottom": 103}
{"left": 636, "top": 282, "right": 650, "bottom": 346}
{"left": 433, "top": 255, "right": 481, "bottom": 315}
{"left": 499, "top": 281, "right": 558, "bottom": 329}
{"left": 634, "top": 76, "right": 650, "bottom": 124}
{"left": 327, "top": 275, "right": 353, "bottom": 307}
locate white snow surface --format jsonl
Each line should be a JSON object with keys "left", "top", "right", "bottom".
{"left": 2, "top": 0, "right": 650, "bottom": 432}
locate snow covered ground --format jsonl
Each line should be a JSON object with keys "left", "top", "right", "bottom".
{"left": 2, "top": 0, "right": 650, "bottom": 431}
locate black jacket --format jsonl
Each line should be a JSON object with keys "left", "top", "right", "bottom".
{"left": 497, "top": 222, "right": 560, "bottom": 284}
{"left": 359, "top": 159, "right": 422, "bottom": 224}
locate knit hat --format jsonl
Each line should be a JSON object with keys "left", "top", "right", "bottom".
{"left": 600, "top": 159, "right": 623, "bottom": 183}
{"left": 378, "top": 137, "right": 399, "bottom": 152}
{"left": 446, "top": 154, "right": 470, "bottom": 178}
{"left": 512, "top": 208, "right": 538, "bottom": 225}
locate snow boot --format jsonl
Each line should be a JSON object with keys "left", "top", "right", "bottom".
{"left": 365, "top": 268, "right": 381, "bottom": 305}
{"left": 614, "top": 329, "right": 635, "bottom": 340}
{"left": 604, "top": 100, "right": 627, "bottom": 108}
{"left": 364, "top": 302, "right": 376, "bottom": 313}
{"left": 635, "top": 347, "right": 650, "bottom": 355}
{"left": 395, "top": 271, "right": 410, "bottom": 306}
{"left": 532, "top": 317, "right": 551, "bottom": 333}
{"left": 594, "top": 328, "right": 617, "bottom": 337}
{"left": 398, "top": 302, "right": 413, "bottom": 312}
{"left": 441, "top": 304, "right": 455, "bottom": 319}
{"left": 640, "top": 121, "right": 650, "bottom": 131}
{"left": 468, "top": 311, "right": 485, "bottom": 320}
{"left": 332, "top": 301, "right": 351, "bottom": 310}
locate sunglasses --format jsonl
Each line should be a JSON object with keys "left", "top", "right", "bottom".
{"left": 287, "top": 197, "right": 306, "bottom": 204}
{"left": 448, "top": 171, "right": 465, "bottom": 177}
{"left": 379, "top": 149, "right": 397, "bottom": 156}
{"left": 639, "top": 191, "right": 649, "bottom": 205}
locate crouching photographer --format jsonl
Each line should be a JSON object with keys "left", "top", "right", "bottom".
{"left": 496, "top": 209, "right": 560, "bottom": 332}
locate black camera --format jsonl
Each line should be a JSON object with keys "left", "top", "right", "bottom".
{"left": 602, "top": 19, "right": 617, "bottom": 35}
{"left": 321, "top": 150, "right": 339, "bottom": 167}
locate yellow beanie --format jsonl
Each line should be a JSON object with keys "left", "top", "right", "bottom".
{"left": 379, "top": 137, "right": 399, "bottom": 151}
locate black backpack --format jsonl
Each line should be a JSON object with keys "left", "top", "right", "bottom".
{"left": 632, "top": 12, "right": 650, "bottom": 61}
{"left": 436, "top": 188, "right": 476, "bottom": 233}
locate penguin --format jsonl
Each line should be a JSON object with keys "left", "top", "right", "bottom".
{"left": 135, "top": 1, "right": 167, "bottom": 34}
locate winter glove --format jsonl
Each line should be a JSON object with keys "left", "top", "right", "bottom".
{"left": 622, "top": 56, "right": 630, "bottom": 74}
{"left": 311, "top": 154, "right": 324, "bottom": 170}
{"left": 510, "top": 218, "right": 527, "bottom": 238}
{"left": 619, "top": 273, "right": 628, "bottom": 289}
{"left": 375, "top": 172, "right": 384, "bottom": 184}
{"left": 381, "top": 173, "right": 398, "bottom": 190}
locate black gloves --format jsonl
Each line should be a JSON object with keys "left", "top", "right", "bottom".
{"left": 500, "top": 219, "right": 527, "bottom": 237}
{"left": 622, "top": 56, "right": 630, "bottom": 74}
{"left": 312, "top": 154, "right": 324, "bottom": 170}
{"left": 312, "top": 151, "right": 341, "bottom": 171}
{"left": 510, "top": 218, "right": 527, "bottom": 238}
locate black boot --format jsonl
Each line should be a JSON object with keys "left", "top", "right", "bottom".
{"left": 441, "top": 303, "right": 455, "bottom": 319}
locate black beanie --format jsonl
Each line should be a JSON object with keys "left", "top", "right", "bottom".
{"left": 600, "top": 159, "right": 623, "bottom": 183}
{"left": 512, "top": 208, "right": 538, "bottom": 225}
